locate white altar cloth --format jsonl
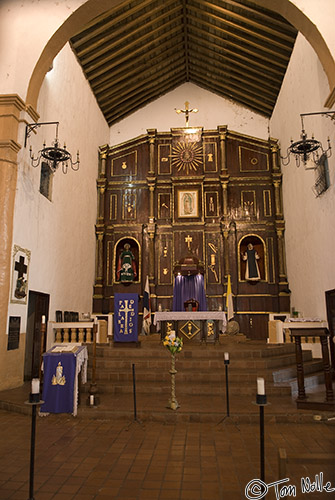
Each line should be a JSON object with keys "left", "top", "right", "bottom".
{"left": 154, "top": 311, "right": 227, "bottom": 333}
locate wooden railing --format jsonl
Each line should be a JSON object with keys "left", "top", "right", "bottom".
{"left": 288, "top": 327, "right": 335, "bottom": 411}
{"left": 47, "top": 321, "right": 97, "bottom": 346}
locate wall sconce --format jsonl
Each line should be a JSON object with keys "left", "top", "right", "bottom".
{"left": 281, "top": 111, "right": 335, "bottom": 168}
{"left": 25, "top": 121, "right": 80, "bottom": 174}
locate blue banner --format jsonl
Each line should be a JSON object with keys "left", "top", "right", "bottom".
{"left": 114, "top": 293, "right": 138, "bottom": 342}
{"left": 40, "top": 352, "right": 76, "bottom": 414}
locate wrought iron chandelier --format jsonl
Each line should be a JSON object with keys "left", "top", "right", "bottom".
{"left": 25, "top": 121, "right": 80, "bottom": 174}
{"left": 281, "top": 111, "right": 334, "bottom": 168}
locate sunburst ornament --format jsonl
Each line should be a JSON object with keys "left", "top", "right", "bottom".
{"left": 171, "top": 141, "right": 203, "bottom": 174}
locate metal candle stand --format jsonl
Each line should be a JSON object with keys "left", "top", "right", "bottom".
{"left": 224, "top": 352, "right": 230, "bottom": 417}
{"left": 25, "top": 382, "right": 44, "bottom": 500}
{"left": 255, "top": 378, "right": 268, "bottom": 486}
{"left": 87, "top": 320, "right": 100, "bottom": 407}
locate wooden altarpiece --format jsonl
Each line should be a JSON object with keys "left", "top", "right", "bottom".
{"left": 93, "top": 126, "right": 290, "bottom": 339}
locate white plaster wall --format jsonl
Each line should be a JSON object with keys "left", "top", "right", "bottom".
{"left": 271, "top": 33, "right": 335, "bottom": 320}
{"left": 8, "top": 43, "right": 109, "bottom": 331}
{"left": 0, "top": 0, "right": 85, "bottom": 97}
{"left": 292, "top": 0, "right": 335, "bottom": 53}
{"left": 109, "top": 82, "right": 269, "bottom": 145}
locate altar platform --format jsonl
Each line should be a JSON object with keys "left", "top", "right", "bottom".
{"left": 1, "top": 337, "right": 333, "bottom": 424}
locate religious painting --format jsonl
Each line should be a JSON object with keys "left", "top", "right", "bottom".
{"left": 10, "top": 245, "right": 31, "bottom": 304}
{"left": 177, "top": 190, "right": 199, "bottom": 218}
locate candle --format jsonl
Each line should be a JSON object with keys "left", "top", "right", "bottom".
{"left": 41, "top": 315, "right": 46, "bottom": 324}
{"left": 158, "top": 303, "right": 162, "bottom": 311}
{"left": 31, "top": 378, "right": 40, "bottom": 395}
{"left": 90, "top": 395, "right": 94, "bottom": 406}
{"left": 169, "top": 331, "right": 176, "bottom": 340}
{"left": 257, "top": 377, "right": 265, "bottom": 395}
{"left": 94, "top": 317, "right": 98, "bottom": 325}
{"left": 224, "top": 352, "right": 229, "bottom": 361}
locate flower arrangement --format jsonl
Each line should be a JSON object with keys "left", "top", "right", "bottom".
{"left": 163, "top": 332, "right": 183, "bottom": 354}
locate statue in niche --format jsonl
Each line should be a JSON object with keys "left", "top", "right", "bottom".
{"left": 242, "top": 243, "right": 261, "bottom": 281}
{"left": 117, "top": 243, "right": 137, "bottom": 283}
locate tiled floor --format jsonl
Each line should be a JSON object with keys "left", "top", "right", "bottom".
{"left": 0, "top": 406, "right": 334, "bottom": 499}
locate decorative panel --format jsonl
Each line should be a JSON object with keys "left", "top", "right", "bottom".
{"left": 266, "top": 237, "right": 276, "bottom": 284}
{"left": 111, "top": 150, "right": 137, "bottom": 176}
{"left": 205, "top": 233, "right": 221, "bottom": 285}
{"left": 158, "top": 192, "right": 171, "bottom": 220}
{"left": 109, "top": 194, "right": 117, "bottom": 221}
{"left": 205, "top": 191, "right": 219, "bottom": 218}
{"left": 263, "top": 190, "right": 272, "bottom": 217}
{"left": 239, "top": 146, "right": 269, "bottom": 172}
{"left": 158, "top": 234, "right": 173, "bottom": 285}
{"left": 158, "top": 144, "right": 171, "bottom": 175}
{"left": 174, "top": 231, "right": 204, "bottom": 264}
{"left": 241, "top": 190, "right": 256, "bottom": 216}
{"left": 122, "top": 192, "right": 136, "bottom": 220}
{"left": 204, "top": 142, "right": 218, "bottom": 172}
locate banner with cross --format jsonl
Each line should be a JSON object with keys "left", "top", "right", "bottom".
{"left": 10, "top": 245, "right": 31, "bottom": 304}
{"left": 114, "top": 293, "right": 138, "bottom": 342}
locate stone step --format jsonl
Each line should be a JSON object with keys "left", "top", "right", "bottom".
{"left": 82, "top": 379, "right": 292, "bottom": 396}
{"left": 88, "top": 368, "right": 279, "bottom": 383}
{"left": 91, "top": 342, "right": 297, "bottom": 359}
{"left": 273, "top": 359, "right": 324, "bottom": 383}
{"left": 90, "top": 350, "right": 312, "bottom": 371}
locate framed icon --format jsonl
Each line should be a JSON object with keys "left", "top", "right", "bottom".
{"left": 178, "top": 190, "right": 199, "bottom": 218}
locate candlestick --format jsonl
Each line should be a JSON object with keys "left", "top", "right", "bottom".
{"left": 257, "top": 377, "right": 265, "bottom": 395}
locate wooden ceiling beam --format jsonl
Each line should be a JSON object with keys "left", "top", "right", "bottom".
{"left": 191, "top": 75, "right": 272, "bottom": 116}
{"left": 79, "top": 4, "right": 182, "bottom": 65}
{"left": 188, "top": 41, "right": 280, "bottom": 91}
{"left": 93, "top": 40, "right": 185, "bottom": 97}
{"left": 98, "top": 54, "right": 185, "bottom": 105}
{"left": 187, "top": 31, "right": 283, "bottom": 77}
{"left": 71, "top": 0, "right": 155, "bottom": 48}
{"left": 193, "top": 0, "right": 296, "bottom": 43}
{"left": 86, "top": 24, "right": 183, "bottom": 81}
{"left": 100, "top": 61, "right": 186, "bottom": 114}
{"left": 84, "top": 16, "right": 183, "bottom": 74}
{"left": 187, "top": 23, "right": 287, "bottom": 70}
{"left": 105, "top": 73, "right": 184, "bottom": 125}
{"left": 189, "top": 62, "right": 275, "bottom": 108}
{"left": 187, "top": 6, "right": 293, "bottom": 56}
{"left": 187, "top": 54, "right": 277, "bottom": 101}
{"left": 221, "top": 0, "right": 297, "bottom": 34}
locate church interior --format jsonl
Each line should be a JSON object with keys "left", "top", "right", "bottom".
{"left": 0, "top": 1, "right": 335, "bottom": 498}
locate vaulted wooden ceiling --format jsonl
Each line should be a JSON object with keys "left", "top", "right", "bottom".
{"left": 70, "top": 0, "right": 297, "bottom": 126}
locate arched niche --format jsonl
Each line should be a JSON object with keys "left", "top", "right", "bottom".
{"left": 238, "top": 234, "right": 267, "bottom": 283}
{"left": 114, "top": 236, "right": 140, "bottom": 284}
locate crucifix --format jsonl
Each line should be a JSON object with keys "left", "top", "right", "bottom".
{"left": 185, "top": 234, "right": 192, "bottom": 250}
{"left": 175, "top": 101, "right": 199, "bottom": 127}
{"left": 15, "top": 255, "right": 27, "bottom": 279}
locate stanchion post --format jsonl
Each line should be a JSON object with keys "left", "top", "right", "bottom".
{"left": 87, "top": 317, "right": 100, "bottom": 406}
{"left": 132, "top": 363, "right": 137, "bottom": 421}
{"left": 224, "top": 352, "right": 230, "bottom": 417}
{"left": 256, "top": 377, "right": 267, "bottom": 484}
{"left": 39, "top": 315, "right": 46, "bottom": 389}
{"left": 25, "top": 379, "right": 44, "bottom": 500}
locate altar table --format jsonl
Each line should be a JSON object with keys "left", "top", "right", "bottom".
{"left": 40, "top": 345, "right": 88, "bottom": 416}
{"left": 154, "top": 311, "right": 227, "bottom": 341}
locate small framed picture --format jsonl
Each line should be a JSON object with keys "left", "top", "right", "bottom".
{"left": 178, "top": 190, "right": 199, "bottom": 218}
